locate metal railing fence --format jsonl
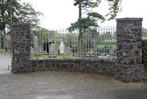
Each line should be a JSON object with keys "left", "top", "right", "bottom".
{"left": 31, "top": 26, "right": 116, "bottom": 59}
{"left": 0, "top": 32, "right": 12, "bottom": 70}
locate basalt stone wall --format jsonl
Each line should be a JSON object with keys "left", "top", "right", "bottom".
{"left": 12, "top": 23, "right": 33, "bottom": 73}
{"left": 115, "top": 18, "right": 144, "bottom": 82}
{"left": 11, "top": 18, "right": 144, "bottom": 82}
{"left": 31, "top": 58, "right": 116, "bottom": 75}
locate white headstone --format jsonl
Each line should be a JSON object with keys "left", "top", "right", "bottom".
{"left": 59, "top": 41, "right": 65, "bottom": 54}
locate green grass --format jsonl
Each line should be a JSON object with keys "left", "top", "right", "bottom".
{"left": 31, "top": 55, "right": 77, "bottom": 59}
{"left": 0, "top": 51, "right": 12, "bottom": 55}
{"left": 96, "top": 45, "right": 105, "bottom": 49}
{"left": 96, "top": 44, "right": 116, "bottom": 49}
{"left": 31, "top": 55, "right": 49, "bottom": 59}
{"left": 102, "top": 40, "right": 116, "bottom": 43}
{"left": 56, "top": 55, "right": 77, "bottom": 59}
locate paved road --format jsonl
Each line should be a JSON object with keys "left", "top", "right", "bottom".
{"left": 0, "top": 54, "right": 12, "bottom": 71}
{"left": 0, "top": 71, "right": 147, "bottom": 99}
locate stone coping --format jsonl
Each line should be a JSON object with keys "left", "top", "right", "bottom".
{"left": 116, "top": 18, "right": 143, "bottom": 22}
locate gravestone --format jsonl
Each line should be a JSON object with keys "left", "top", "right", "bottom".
{"left": 33, "top": 36, "right": 39, "bottom": 55}
{"left": 59, "top": 41, "right": 65, "bottom": 55}
{"left": 49, "top": 43, "right": 58, "bottom": 57}
{"left": 30, "top": 47, "right": 33, "bottom": 54}
{"left": 65, "top": 47, "right": 72, "bottom": 55}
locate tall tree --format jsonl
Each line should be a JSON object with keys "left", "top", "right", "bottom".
{"left": 18, "top": 2, "right": 42, "bottom": 26}
{"left": 70, "top": 0, "right": 121, "bottom": 55}
{"left": 0, "top": 0, "right": 42, "bottom": 49}
{"left": 74, "top": 0, "right": 121, "bottom": 20}
{"left": 0, "top": 0, "right": 42, "bottom": 33}
{"left": 68, "top": 11, "right": 104, "bottom": 55}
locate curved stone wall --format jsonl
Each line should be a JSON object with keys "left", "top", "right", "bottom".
{"left": 11, "top": 18, "right": 144, "bottom": 82}
{"left": 31, "top": 58, "right": 116, "bottom": 76}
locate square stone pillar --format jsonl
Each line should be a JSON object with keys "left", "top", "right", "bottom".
{"left": 115, "top": 18, "right": 144, "bottom": 82}
{"left": 11, "top": 23, "right": 33, "bottom": 73}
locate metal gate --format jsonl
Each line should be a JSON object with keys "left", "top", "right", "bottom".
{"left": 0, "top": 33, "right": 12, "bottom": 72}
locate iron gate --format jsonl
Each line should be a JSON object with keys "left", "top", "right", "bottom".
{"left": 0, "top": 33, "right": 12, "bottom": 72}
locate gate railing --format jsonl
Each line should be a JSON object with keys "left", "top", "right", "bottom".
{"left": 0, "top": 32, "right": 12, "bottom": 70}
{"left": 31, "top": 26, "right": 116, "bottom": 59}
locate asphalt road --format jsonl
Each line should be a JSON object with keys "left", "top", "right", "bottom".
{"left": 0, "top": 54, "right": 147, "bottom": 99}
{"left": 0, "top": 71, "right": 146, "bottom": 99}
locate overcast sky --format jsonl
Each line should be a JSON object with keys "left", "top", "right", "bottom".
{"left": 23, "top": 0, "right": 147, "bottom": 29}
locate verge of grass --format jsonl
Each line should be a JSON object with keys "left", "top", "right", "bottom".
{"left": 31, "top": 55, "right": 48, "bottom": 59}
{"left": 56, "top": 55, "right": 77, "bottom": 59}
{"left": 31, "top": 54, "right": 77, "bottom": 59}
{"left": 0, "top": 51, "right": 12, "bottom": 55}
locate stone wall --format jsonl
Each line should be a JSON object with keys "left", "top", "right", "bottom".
{"left": 115, "top": 18, "right": 144, "bottom": 82}
{"left": 11, "top": 18, "right": 144, "bottom": 82}
{"left": 31, "top": 58, "right": 116, "bottom": 76}
{"left": 12, "top": 23, "right": 33, "bottom": 73}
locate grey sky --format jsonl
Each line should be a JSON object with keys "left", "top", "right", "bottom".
{"left": 23, "top": 0, "right": 147, "bottom": 29}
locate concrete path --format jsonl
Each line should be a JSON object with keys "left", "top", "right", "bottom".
{"left": 0, "top": 71, "right": 147, "bottom": 99}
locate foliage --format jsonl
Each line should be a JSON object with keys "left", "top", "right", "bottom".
{"left": 0, "top": 0, "right": 42, "bottom": 49}
{"left": 69, "top": 0, "right": 121, "bottom": 39}
{"left": 106, "top": 0, "right": 121, "bottom": 20}
{"left": 18, "top": 2, "right": 42, "bottom": 25}
{"left": 68, "top": 12, "right": 104, "bottom": 40}
{"left": 74, "top": 0, "right": 121, "bottom": 20}
{"left": 0, "top": 0, "right": 42, "bottom": 33}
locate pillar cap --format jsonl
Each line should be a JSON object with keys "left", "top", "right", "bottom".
{"left": 116, "top": 18, "right": 143, "bottom": 22}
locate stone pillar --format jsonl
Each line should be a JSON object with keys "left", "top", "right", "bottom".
{"left": 115, "top": 18, "right": 144, "bottom": 82}
{"left": 12, "top": 23, "right": 33, "bottom": 73}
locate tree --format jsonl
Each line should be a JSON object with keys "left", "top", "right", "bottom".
{"left": 68, "top": 11, "right": 104, "bottom": 55}
{"left": 69, "top": 0, "right": 121, "bottom": 55}
{"left": 18, "top": 2, "right": 42, "bottom": 26}
{"left": 0, "top": 0, "right": 42, "bottom": 32}
{"left": 74, "top": 0, "right": 121, "bottom": 20}
{"left": 0, "top": 0, "right": 42, "bottom": 49}
{"left": 70, "top": 0, "right": 121, "bottom": 36}
{"left": 68, "top": 12, "right": 104, "bottom": 40}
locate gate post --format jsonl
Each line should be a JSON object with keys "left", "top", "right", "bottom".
{"left": 115, "top": 18, "right": 144, "bottom": 82}
{"left": 11, "top": 23, "right": 33, "bottom": 73}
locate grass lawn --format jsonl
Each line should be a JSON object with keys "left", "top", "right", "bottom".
{"left": 31, "top": 55, "right": 49, "bottom": 59}
{"left": 0, "top": 51, "right": 12, "bottom": 55}
{"left": 31, "top": 55, "right": 77, "bottom": 59}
